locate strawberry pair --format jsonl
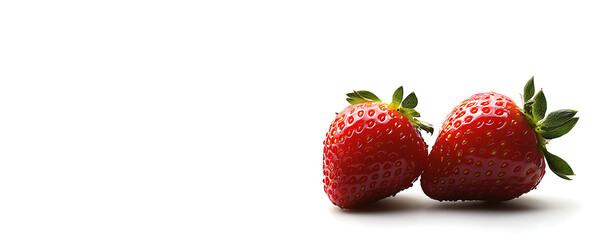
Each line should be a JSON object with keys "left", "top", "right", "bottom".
{"left": 323, "top": 78, "right": 577, "bottom": 208}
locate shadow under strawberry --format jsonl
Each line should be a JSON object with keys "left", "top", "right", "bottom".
{"left": 430, "top": 196, "right": 551, "bottom": 212}
{"left": 334, "top": 194, "right": 426, "bottom": 214}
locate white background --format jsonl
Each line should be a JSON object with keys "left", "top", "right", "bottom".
{"left": 1, "top": 1, "right": 601, "bottom": 239}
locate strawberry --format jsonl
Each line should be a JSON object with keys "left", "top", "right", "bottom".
{"left": 323, "top": 86, "right": 433, "bottom": 208}
{"left": 421, "top": 77, "right": 578, "bottom": 201}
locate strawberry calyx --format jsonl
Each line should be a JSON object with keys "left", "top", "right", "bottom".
{"left": 520, "top": 77, "right": 578, "bottom": 180}
{"left": 345, "top": 86, "right": 434, "bottom": 134}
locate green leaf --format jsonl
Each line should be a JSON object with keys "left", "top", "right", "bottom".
{"left": 345, "top": 90, "right": 381, "bottom": 104}
{"left": 345, "top": 92, "right": 365, "bottom": 101}
{"left": 523, "top": 99, "right": 534, "bottom": 115}
{"left": 355, "top": 90, "right": 381, "bottom": 102}
{"left": 532, "top": 89, "right": 547, "bottom": 122}
{"left": 405, "top": 108, "right": 421, "bottom": 117}
{"left": 523, "top": 76, "right": 535, "bottom": 102}
{"left": 391, "top": 86, "right": 404, "bottom": 108}
{"left": 540, "top": 109, "right": 578, "bottom": 129}
{"left": 401, "top": 92, "right": 418, "bottom": 109}
{"left": 542, "top": 148, "right": 574, "bottom": 180}
{"left": 553, "top": 172, "right": 573, "bottom": 180}
{"left": 540, "top": 117, "right": 579, "bottom": 139}
{"left": 346, "top": 97, "right": 363, "bottom": 105}
{"left": 416, "top": 120, "right": 434, "bottom": 134}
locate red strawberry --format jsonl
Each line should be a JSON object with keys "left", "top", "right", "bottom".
{"left": 323, "top": 86, "right": 433, "bottom": 208}
{"left": 421, "top": 77, "right": 578, "bottom": 201}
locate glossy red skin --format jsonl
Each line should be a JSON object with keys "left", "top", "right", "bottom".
{"left": 421, "top": 92, "right": 545, "bottom": 201}
{"left": 323, "top": 102, "right": 428, "bottom": 208}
